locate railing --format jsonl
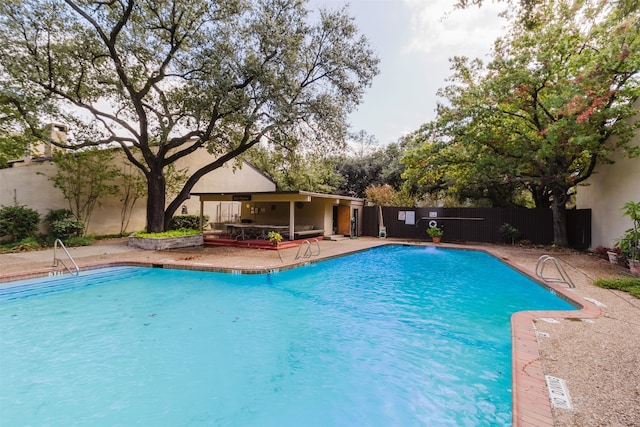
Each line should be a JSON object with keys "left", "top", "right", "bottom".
{"left": 295, "top": 239, "right": 321, "bottom": 260}
{"left": 535, "top": 255, "right": 575, "bottom": 288}
{"left": 53, "top": 239, "right": 80, "bottom": 276}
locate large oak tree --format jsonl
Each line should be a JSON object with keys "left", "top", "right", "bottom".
{"left": 404, "top": 0, "right": 640, "bottom": 245}
{"left": 0, "top": 0, "right": 378, "bottom": 231}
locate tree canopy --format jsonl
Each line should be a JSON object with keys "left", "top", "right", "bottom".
{"left": 0, "top": 94, "right": 32, "bottom": 168}
{"left": 245, "top": 144, "right": 343, "bottom": 194}
{"left": 246, "top": 129, "right": 409, "bottom": 200}
{"left": 403, "top": 0, "right": 640, "bottom": 245}
{"left": 0, "top": 0, "right": 379, "bottom": 231}
{"left": 333, "top": 141, "right": 407, "bottom": 199}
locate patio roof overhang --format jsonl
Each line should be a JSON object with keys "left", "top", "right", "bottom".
{"left": 190, "top": 190, "right": 364, "bottom": 205}
{"left": 191, "top": 191, "right": 365, "bottom": 237}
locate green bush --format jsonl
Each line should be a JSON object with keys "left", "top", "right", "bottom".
{"left": 0, "top": 204, "right": 41, "bottom": 241}
{"left": 45, "top": 209, "right": 85, "bottom": 239}
{"left": 168, "top": 214, "right": 208, "bottom": 231}
{"left": 45, "top": 209, "right": 75, "bottom": 223}
{"left": 135, "top": 229, "right": 201, "bottom": 238}
{"left": 499, "top": 223, "right": 521, "bottom": 244}
{"left": 50, "top": 217, "right": 85, "bottom": 239}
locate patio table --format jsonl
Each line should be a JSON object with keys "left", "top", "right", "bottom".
{"left": 226, "top": 224, "right": 289, "bottom": 240}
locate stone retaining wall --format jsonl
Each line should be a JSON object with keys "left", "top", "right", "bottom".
{"left": 128, "top": 234, "right": 204, "bottom": 250}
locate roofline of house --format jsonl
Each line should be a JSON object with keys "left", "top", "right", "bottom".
{"left": 190, "top": 190, "right": 364, "bottom": 203}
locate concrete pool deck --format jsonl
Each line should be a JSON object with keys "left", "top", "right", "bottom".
{"left": 1, "top": 237, "right": 639, "bottom": 426}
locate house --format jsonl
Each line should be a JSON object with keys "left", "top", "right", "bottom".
{"left": 576, "top": 118, "right": 640, "bottom": 249}
{"left": 0, "top": 126, "right": 276, "bottom": 235}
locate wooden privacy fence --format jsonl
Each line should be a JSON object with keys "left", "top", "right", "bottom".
{"left": 361, "top": 207, "right": 591, "bottom": 249}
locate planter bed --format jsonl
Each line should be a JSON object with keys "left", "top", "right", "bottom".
{"left": 128, "top": 233, "right": 204, "bottom": 250}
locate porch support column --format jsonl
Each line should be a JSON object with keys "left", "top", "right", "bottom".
{"left": 289, "top": 201, "right": 295, "bottom": 240}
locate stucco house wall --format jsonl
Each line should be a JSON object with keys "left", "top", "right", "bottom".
{"left": 175, "top": 149, "right": 275, "bottom": 226}
{"left": 0, "top": 162, "right": 68, "bottom": 233}
{"left": 0, "top": 147, "right": 275, "bottom": 236}
{"left": 576, "top": 131, "right": 640, "bottom": 249}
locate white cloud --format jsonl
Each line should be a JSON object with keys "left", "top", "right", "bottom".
{"left": 402, "top": 0, "right": 508, "bottom": 59}
{"left": 338, "top": 0, "right": 512, "bottom": 143}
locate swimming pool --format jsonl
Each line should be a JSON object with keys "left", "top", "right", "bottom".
{"left": 0, "top": 246, "right": 575, "bottom": 426}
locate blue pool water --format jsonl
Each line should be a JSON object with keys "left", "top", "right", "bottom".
{"left": 0, "top": 246, "right": 575, "bottom": 426}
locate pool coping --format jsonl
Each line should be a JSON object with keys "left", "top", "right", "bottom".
{"left": 0, "top": 241, "right": 604, "bottom": 426}
{"left": 495, "top": 253, "right": 604, "bottom": 427}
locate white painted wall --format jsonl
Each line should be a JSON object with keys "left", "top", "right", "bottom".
{"left": 0, "top": 147, "right": 275, "bottom": 235}
{"left": 0, "top": 162, "right": 68, "bottom": 235}
{"left": 577, "top": 133, "right": 640, "bottom": 249}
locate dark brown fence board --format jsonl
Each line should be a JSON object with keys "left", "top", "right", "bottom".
{"left": 362, "top": 207, "right": 591, "bottom": 249}
{"left": 567, "top": 209, "right": 591, "bottom": 250}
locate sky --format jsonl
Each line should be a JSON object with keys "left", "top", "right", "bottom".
{"left": 311, "top": 0, "right": 511, "bottom": 145}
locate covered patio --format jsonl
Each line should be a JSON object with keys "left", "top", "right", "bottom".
{"left": 191, "top": 190, "right": 365, "bottom": 249}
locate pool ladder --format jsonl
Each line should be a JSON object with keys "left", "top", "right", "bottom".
{"left": 295, "top": 239, "right": 321, "bottom": 260}
{"left": 535, "top": 255, "right": 574, "bottom": 288}
{"left": 52, "top": 239, "right": 80, "bottom": 276}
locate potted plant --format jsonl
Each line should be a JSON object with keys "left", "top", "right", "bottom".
{"left": 606, "top": 248, "right": 621, "bottom": 265}
{"left": 427, "top": 225, "right": 443, "bottom": 243}
{"left": 616, "top": 200, "right": 640, "bottom": 275}
{"left": 267, "top": 231, "right": 283, "bottom": 246}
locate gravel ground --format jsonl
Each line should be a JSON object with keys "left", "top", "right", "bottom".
{"left": 1, "top": 237, "right": 638, "bottom": 426}
{"left": 484, "top": 245, "right": 640, "bottom": 427}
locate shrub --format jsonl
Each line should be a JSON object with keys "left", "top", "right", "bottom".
{"left": 135, "top": 229, "right": 201, "bottom": 238}
{"left": 46, "top": 209, "right": 85, "bottom": 240}
{"left": 0, "top": 204, "right": 41, "bottom": 241}
{"left": 499, "top": 223, "right": 521, "bottom": 244}
{"left": 168, "top": 214, "right": 208, "bottom": 231}
{"left": 45, "top": 209, "right": 75, "bottom": 223}
{"left": 50, "top": 217, "right": 85, "bottom": 240}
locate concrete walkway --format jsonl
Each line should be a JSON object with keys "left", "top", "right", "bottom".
{"left": 0, "top": 237, "right": 389, "bottom": 280}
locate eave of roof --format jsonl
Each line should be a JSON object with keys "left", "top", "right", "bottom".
{"left": 190, "top": 190, "right": 364, "bottom": 203}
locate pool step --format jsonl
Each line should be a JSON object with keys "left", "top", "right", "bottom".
{"left": 0, "top": 267, "right": 144, "bottom": 301}
{"left": 325, "top": 234, "right": 349, "bottom": 241}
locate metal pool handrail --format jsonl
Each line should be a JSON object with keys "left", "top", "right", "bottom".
{"left": 53, "top": 239, "right": 80, "bottom": 276}
{"left": 295, "top": 238, "right": 321, "bottom": 260}
{"left": 535, "top": 255, "right": 575, "bottom": 288}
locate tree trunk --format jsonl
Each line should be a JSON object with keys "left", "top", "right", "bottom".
{"left": 550, "top": 187, "right": 569, "bottom": 247}
{"left": 146, "top": 167, "right": 166, "bottom": 232}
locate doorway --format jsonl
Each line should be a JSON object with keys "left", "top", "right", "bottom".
{"left": 335, "top": 205, "right": 351, "bottom": 236}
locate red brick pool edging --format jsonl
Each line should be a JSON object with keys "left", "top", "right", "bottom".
{"left": 497, "top": 259, "right": 604, "bottom": 427}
